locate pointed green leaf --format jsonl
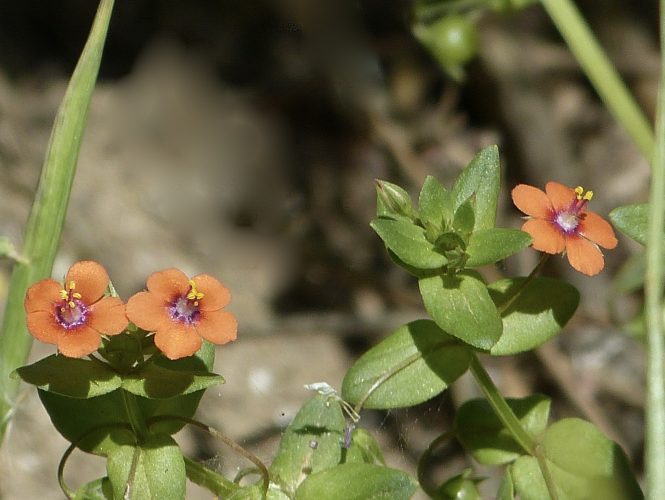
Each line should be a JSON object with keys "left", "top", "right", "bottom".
{"left": 121, "top": 363, "right": 224, "bottom": 399}
{"left": 294, "top": 463, "right": 417, "bottom": 500}
{"left": 107, "top": 433, "right": 186, "bottom": 500}
{"left": 419, "top": 271, "right": 502, "bottom": 349}
{"left": 13, "top": 355, "right": 122, "bottom": 398}
{"left": 488, "top": 277, "right": 579, "bottom": 355}
{"left": 38, "top": 342, "right": 216, "bottom": 455}
{"left": 342, "top": 320, "right": 471, "bottom": 409}
{"left": 511, "top": 419, "right": 643, "bottom": 500}
{"left": 0, "top": 0, "right": 116, "bottom": 439}
{"left": 371, "top": 218, "right": 447, "bottom": 269}
{"left": 609, "top": 204, "right": 648, "bottom": 245}
{"left": 466, "top": 229, "right": 532, "bottom": 267}
{"left": 343, "top": 428, "right": 386, "bottom": 465}
{"left": 419, "top": 175, "right": 452, "bottom": 229}
{"left": 269, "top": 394, "right": 346, "bottom": 497}
{"left": 453, "top": 198, "right": 475, "bottom": 238}
{"left": 455, "top": 395, "right": 550, "bottom": 465}
{"left": 451, "top": 145, "right": 500, "bottom": 231}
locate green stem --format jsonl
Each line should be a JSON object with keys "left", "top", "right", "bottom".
{"left": 541, "top": 0, "right": 654, "bottom": 160}
{"left": 468, "top": 355, "right": 535, "bottom": 454}
{"left": 417, "top": 430, "right": 455, "bottom": 496}
{"left": 121, "top": 390, "right": 148, "bottom": 441}
{"left": 644, "top": 2, "right": 665, "bottom": 497}
{"left": 0, "top": 0, "right": 115, "bottom": 445}
{"left": 497, "top": 253, "right": 549, "bottom": 315}
{"left": 469, "top": 354, "right": 559, "bottom": 499}
{"left": 184, "top": 456, "right": 239, "bottom": 497}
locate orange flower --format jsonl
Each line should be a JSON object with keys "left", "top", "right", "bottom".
{"left": 511, "top": 182, "right": 618, "bottom": 276}
{"left": 24, "top": 261, "right": 128, "bottom": 357}
{"left": 125, "top": 269, "right": 237, "bottom": 360}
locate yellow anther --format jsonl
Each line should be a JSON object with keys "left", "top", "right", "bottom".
{"left": 575, "top": 186, "right": 584, "bottom": 200}
{"left": 583, "top": 190, "right": 593, "bottom": 201}
{"left": 186, "top": 280, "right": 204, "bottom": 302}
{"left": 59, "top": 290, "right": 69, "bottom": 300}
{"left": 68, "top": 281, "right": 76, "bottom": 290}
{"left": 193, "top": 301, "right": 199, "bottom": 307}
{"left": 60, "top": 307, "right": 66, "bottom": 313}
{"left": 72, "top": 292, "right": 82, "bottom": 299}
{"left": 68, "top": 301, "right": 76, "bottom": 309}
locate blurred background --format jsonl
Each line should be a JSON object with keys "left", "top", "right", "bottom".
{"left": 0, "top": 0, "right": 657, "bottom": 497}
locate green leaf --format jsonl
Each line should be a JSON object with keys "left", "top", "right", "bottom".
{"left": 511, "top": 419, "right": 643, "bottom": 500}
{"left": 0, "top": 0, "right": 116, "bottom": 438}
{"left": 432, "top": 469, "right": 481, "bottom": 500}
{"left": 371, "top": 218, "right": 447, "bottom": 269}
{"left": 13, "top": 355, "right": 122, "bottom": 398}
{"left": 38, "top": 342, "right": 216, "bottom": 455}
{"left": 269, "top": 394, "right": 346, "bottom": 497}
{"left": 419, "top": 271, "right": 502, "bottom": 350}
{"left": 107, "top": 433, "right": 186, "bottom": 500}
{"left": 72, "top": 477, "right": 113, "bottom": 500}
{"left": 343, "top": 428, "right": 386, "bottom": 465}
{"left": 451, "top": 145, "right": 500, "bottom": 231}
{"left": 419, "top": 175, "right": 452, "bottom": 230}
{"left": 497, "top": 468, "right": 515, "bottom": 500}
{"left": 466, "top": 229, "right": 532, "bottom": 267}
{"left": 455, "top": 395, "right": 551, "bottom": 465}
{"left": 121, "top": 363, "right": 224, "bottom": 399}
{"left": 342, "top": 320, "right": 471, "bottom": 409}
{"left": 294, "top": 463, "right": 418, "bottom": 500}
{"left": 452, "top": 198, "right": 475, "bottom": 238}
{"left": 488, "top": 277, "right": 579, "bottom": 355}
{"left": 609, "top": 204, "right": 648, "bottom": 245}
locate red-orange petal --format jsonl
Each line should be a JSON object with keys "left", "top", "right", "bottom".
{"left": 522, "top": 219, "right": 565, "bottom": 254}
{"left": 57, "top": 325, "right": 101, "bottom": 358}
{"left": 154, "top": 323, "right": 202, "bottom": 360}
{"left": 196, "top": 310, "right": 237, "bottom": 345}
{"left": 26, "top": 311, "right": 63, "bottom": 344}
{"left": 146, "top": 268, "right": 189, "bottom": 302}
{"left": 25, "top": 279, "right": 62, "bottom": 313}
{"left": 192, "top": 274, "right": 231, "bottom": 311}
{"left": 126, "top": 292, "right": 170, "bottom": 331}
{"left": 545, "top": 182, "right": 575, "bottom": 211}
{"left": 511, "top": 184, "right": 552, "bottom": 218}
{"left": 565, "top": 236, "right": 604, "bottom": 276}
{"left": 579, "top": 211, "right": 618, "bottom": 249}
{"left": 88, "top": 296, "right": 128, "bottom": 336}
{"left": 65, "top": 261, "right": 109, "bottom": 304}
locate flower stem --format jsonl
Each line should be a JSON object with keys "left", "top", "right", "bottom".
{"left": 644, "top": 1, "right": 665, "bottom": 496}
{"left": 469, "top": 354, "right": 559, "bottom": 499}
{"left": 540, "top": 0, "right": 654, "bottom": 160}
{"left": 183, "top": 456, "right": 239, "bottom": 497}
{"left": 497, "top": 253, "right": 549, "bottom": 315}
{"left": 0, "top": 0, "right": 115, "bottom": 445}
{"left": 121, "top": 390, "right": 148, "bottom": 441}
{"left": 468, "top": 355, "right": 535, "bottom": 454}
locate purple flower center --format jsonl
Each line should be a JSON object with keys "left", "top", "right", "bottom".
{"left": 55, "top": 299, "right": 89, "bottom": 330}
{"left": 168, "top": 296, "right": 201, "bottom": 325}
{"left": 551, "top": 197, "right": 588, "bottom": 235}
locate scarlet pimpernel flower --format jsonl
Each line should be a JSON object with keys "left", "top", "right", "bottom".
{"left": 24, "top": 261, "right": 128, "bottom": 357}
{"left": 511, "top": 182, "right": 618, "bottom": 276}
{"left": 126, "top": 269, "right": 237, "bottom": 360}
